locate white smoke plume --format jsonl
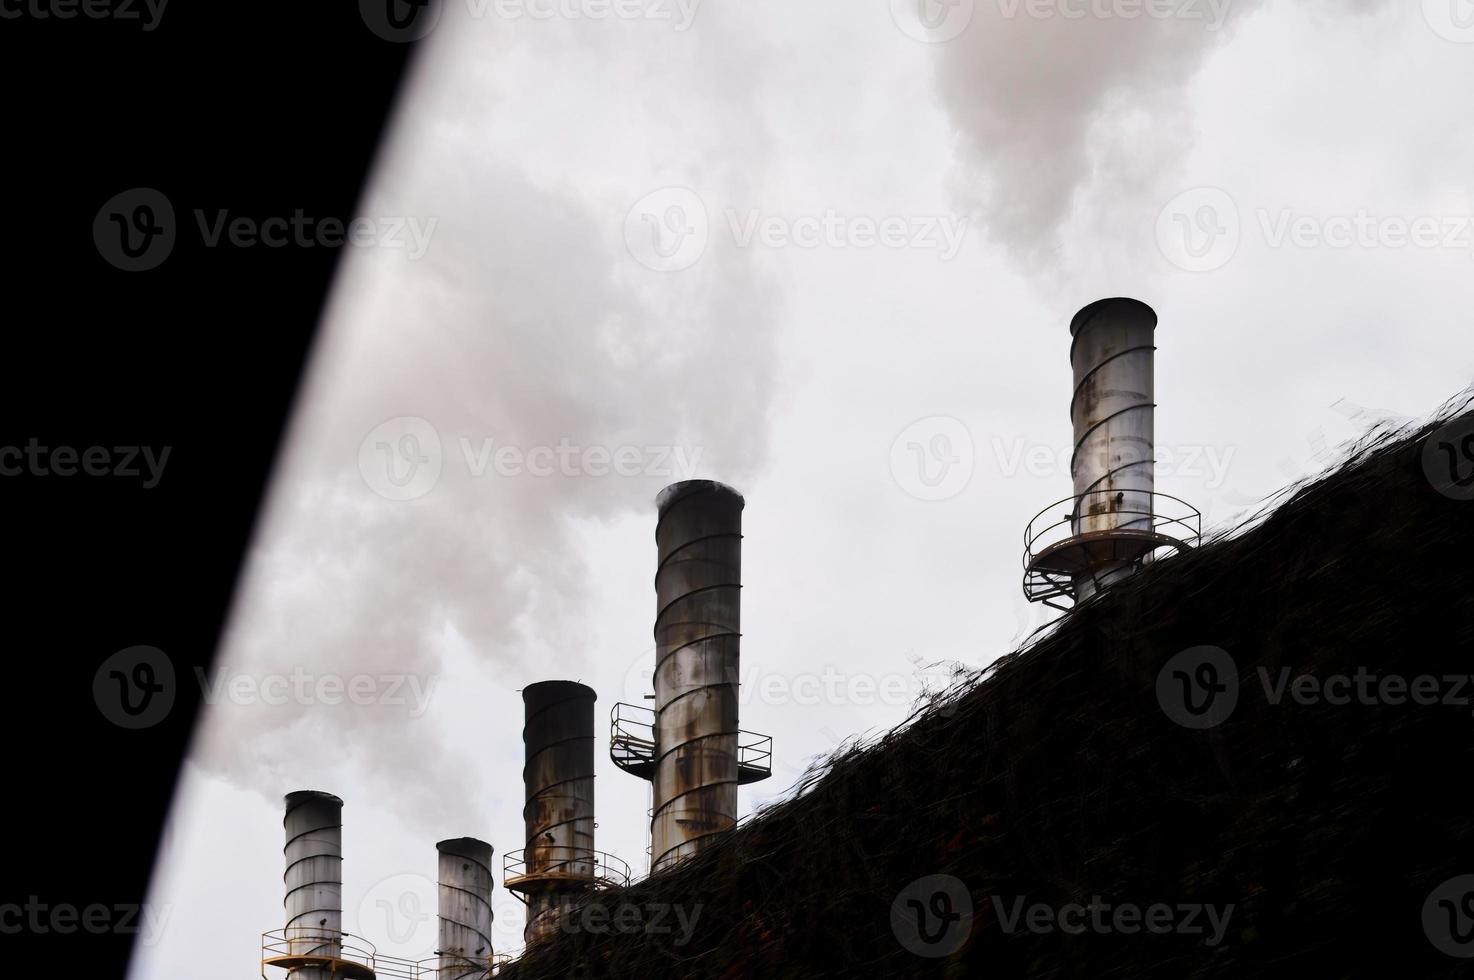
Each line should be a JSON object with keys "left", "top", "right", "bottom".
{"left": 191, "top": 5, "right": 784, "bottom": 831}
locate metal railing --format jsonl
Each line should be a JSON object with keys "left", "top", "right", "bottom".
{"left": 737, "top": 729, "right": 773, "bottom": 780}
{"left": 610, "top": 701, "right": 657, "bottom": 776}
{"left": 502, "top": 846, "right": 632, "bottom": 893}
{"left": 1022, "top": 490, "right": 1201, "bottom": 605}
{"left": 610, "top": 701, "right": 773, "bottom": 782}
{"left": 415, "top": 953, "right": 512, "bottom": 978}
{"left": 262, "top": 928, "right": 418, "bottom": 979}
{"left": 263, "top": 929, "right": 510, "bottom": 979}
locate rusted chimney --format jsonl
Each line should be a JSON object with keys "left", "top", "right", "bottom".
{"left": 609, "top": 481, "right": 773, "bottom": 872}
{"left": 1023, "top": 299, "right": 1200, "bottom": 608}
{"left": 505, "top": 681, "right": 630, "bottom": 946}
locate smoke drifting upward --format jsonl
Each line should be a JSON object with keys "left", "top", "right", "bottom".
{"left": 929, "top": 0, "right": 1407, "bottom": 269}
{"left": 191, "top": 7, "right": 782, "bottom": 831}
{"left": 929, "top": 0, "right": 1259, "bottom": 266}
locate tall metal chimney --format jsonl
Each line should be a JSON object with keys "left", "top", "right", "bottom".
{"left": 609, "top": 481, "right": 773, "bottom": 873}
{"left": 650, "top": 480, "right": 744, "bottom": 871}
{"left": 282, "top": 791, "right": 343, "bottom": 980}
{"left": 505, "top": 681, "right": 630, "bottom": 946}
{"left": 1023, "top": 299, "right": 1200, "bottom": 608}
{"left": 435, "top": 838, "right": 494, "bottom": 979}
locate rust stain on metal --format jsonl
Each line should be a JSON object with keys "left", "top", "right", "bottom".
{"left": 518, "top": 681, "right": 597, "bottom": 945}
{"left": 651, "top": 480, "right": 745, "bottom": 873}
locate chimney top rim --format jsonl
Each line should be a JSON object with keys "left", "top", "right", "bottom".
{"left": 1069, "top": 297, "right": 1158, "bottom": 337}
{"left": 655, "top": 479, "right": 745, "bottom": 516}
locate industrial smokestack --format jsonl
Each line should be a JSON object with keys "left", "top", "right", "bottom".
{"left": 1068, "top": 297, "right": 1158, "bottom": 600}
{"left": 608, "top": 481, "right": 771, "bottom": 873}
{"left": 1024, "top": 299, "right": 1199, "bottom": 608}
{"left": 507, "top": 680, "right": 607, "bottom": 946}
{"left": 650, "top": 480, "right": 744, "bottom": 872}
{"left": 435, "top": 838, "right": 495, "bottom": 980}
{"left": 282, "top": 791, "right": 343, "bottom": 980}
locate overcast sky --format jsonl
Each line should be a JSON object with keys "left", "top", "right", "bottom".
{"left": 132, "top": 1, "right": 1474, "bottom": 974}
